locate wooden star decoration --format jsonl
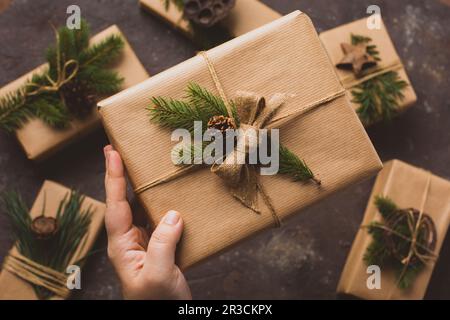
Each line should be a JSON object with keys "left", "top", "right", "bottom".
{"left": 336, "top": 42, "right": 378, "bottom": 77}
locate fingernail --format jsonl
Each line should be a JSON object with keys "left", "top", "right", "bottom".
{"left": 164, "top": 210, "right": 180, "bottom": 225}
{"left": 104, "top": 145, "right": 112, "bottom": 158}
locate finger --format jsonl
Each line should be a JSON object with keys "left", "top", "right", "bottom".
{"left": 105, "top": 149, "right": 133, "bottom": 238}
{"left": 145, "top": 211, "right": 183, "bottom": 270}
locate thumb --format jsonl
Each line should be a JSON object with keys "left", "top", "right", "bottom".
{"left": 145, "top": 211, "right": 183, "bottom": 270}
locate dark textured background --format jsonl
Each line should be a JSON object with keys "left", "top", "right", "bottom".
{"left": 0, "top": 0, "right": 449, "bottom": 300}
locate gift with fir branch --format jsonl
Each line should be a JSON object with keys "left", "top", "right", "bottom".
{"left": 139, "top": 0, "right": 281, "bottom": 48}
{"left": 0, "top": 181, "right": 106, "bottom": 300}
{"left": 320, "top": 16, "right": 417, "bottom": 126}
{"left": 337, "top": 160, "right": 450, "bottom": 300}
{"left": 99, "top": 12, "right": 382, "bottom": 269}
{"left": 0, "top": 20, "right": 148, "bottom": 161}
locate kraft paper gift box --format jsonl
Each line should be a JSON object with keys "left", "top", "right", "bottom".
{"left": 99, "top": 11, "right": 382, "bottom": 269}
{"left": 0, "top": 180, "right": 106, "bottom": 300}
{"left": 140, "top": 0, "right": 281, "bottom": 45}
{"left": 337, "top": 160, "right": 450, "bottom": 300}
{"left": 319, "top": 17, "right": 417, "bottom": 126}
{"left": 0, "top": 25, "right": 149, "bottom": 161}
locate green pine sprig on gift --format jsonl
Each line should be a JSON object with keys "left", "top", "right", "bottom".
{"left": 0, "top": 20, "right": 124, "bottom": 133}
{"left": 363, "top": 196, "right": 431, "bottom": 290}
{"left": 148, "top": 83, "right": 320, "bottom": 184}
{"left": 349, "top": 34, "right": 408, "bottom": 126}
{"left": 351, "top": 33, "right": 381, "bottom": 61}
{"left": 1, "top": 190, "right": 94, "bottom": 300}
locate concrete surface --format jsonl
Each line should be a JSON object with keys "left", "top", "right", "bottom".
{"left": 0, "top": 0, "right": 449, "bottom": 300}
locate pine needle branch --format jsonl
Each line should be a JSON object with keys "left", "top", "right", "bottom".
{"left": 0, "top": 19, "right": 124, "bottom": 133}
{"left": 348, "top": 34, "right": 407, "bottom": 125}
{"left": 1, "top": 190, "right": 94, "bottom": 300}
{"left": 148, "top": 96, "right": 205, "bottom": 132}
{"left": 148, "top": 84, "right": 239, "bottom": 131}
{"left": 279, "top": 144, "right": 320, "bottom": 185}
{"left": 353, "top": 71, "right": 408, "bottom": 125}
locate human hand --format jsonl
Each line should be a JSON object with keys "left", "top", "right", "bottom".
{"left": 104, "top": 145, "right": 192, "bottom": 300}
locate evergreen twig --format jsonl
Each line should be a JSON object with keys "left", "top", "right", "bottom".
{"left": 1, "top": 190, "right": 94, "bottom": 300}
{"left": 0, "top": 20, "right": 124, "bottom": 133}
{"left": 279, "top": 145, "right": 320, "bottom": 184}
{"left": 363, "top": 196, "right": 429, "bottom": 289}
{"left": 349, "top": 34, "right": 408, "bottom": 125}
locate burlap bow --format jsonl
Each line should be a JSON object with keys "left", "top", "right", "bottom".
{"left": 211, "top": 91, "right": 289, "bottom": 214}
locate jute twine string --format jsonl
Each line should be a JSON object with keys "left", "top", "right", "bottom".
{"left": 3, "top": 250, "right": 70, "bottom": 298}
{"left": 134, "top": 51, "right": 347, "bottom": 227}
{"left": 340, "top": 60, "right": 404, "bottom": 90}
{"left": 26, "top": 24, "right": 79, "bottom": 97}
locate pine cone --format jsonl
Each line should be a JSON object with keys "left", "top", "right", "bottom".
{"left": 61, "top": 80, "right": 97, "bottom": 118}
{"left": 183, "top": 0, "right": 236, "bottom": 28}
{"left": 31, "top": 216, "right": 58, "bottom": 239}
{"left": 207, "top": 115, "right": 236, "bottom": 132}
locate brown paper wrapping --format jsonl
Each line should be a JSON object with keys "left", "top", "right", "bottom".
{"left": 337, "top": 160, "right": 450, "bottom": 300}
{"left": 139, "top": 0, "right": 281, "bottom": 39}
{"left": 99, "top": 11, "right": 382, "bottom": 269}
{"left": 319, "top": 17, "right": 417, "bottom": 124}
{"left": 0, "top": 25, "right": 149, "bottom": 161}
{"left": 0, "top": 180, "right": 106, "bottom": 300}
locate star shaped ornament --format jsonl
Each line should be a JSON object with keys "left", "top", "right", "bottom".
{"left": 336, "top": 43, "right": 378, "bottom": 77}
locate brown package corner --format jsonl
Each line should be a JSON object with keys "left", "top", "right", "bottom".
{"left": 0, "top": 180, "right": 106, "bottom": 300}
{"left": 98, "top": 11, "right": 382, "bottom": 270}
{"left": 337, "top": 160, "right": 450, "bottom": 300}
{"left": 319, "top": 17, "right": 417, "bottom": 124}
{"left": 0, "top": 25, "right": 149, "bottom": 161}
{"left": 139, "top": 0, "right": 281, "bottom": 39}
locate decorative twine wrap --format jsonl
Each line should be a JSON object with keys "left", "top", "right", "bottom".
{"left": 26, "top": 24, "right": 79, "bottom": 97}
{"left": 340, "top": 59, "right": 404, "bottom": 90}
{"left": 134, "top": 51, "right": 346, "bottom": 227}
{"left": 367, "top": 171, "right": 438, "bottom": 298}
{"left": 3, "top": 250, "right": 70, "bottom": 299}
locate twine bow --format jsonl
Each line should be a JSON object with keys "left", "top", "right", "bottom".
{"left": 26, "top": 24, "right": 79, "bottom": 96}
{"left": 365, "top": 172, "right": 438, "bottom": 297}
{"left": 135, "top": 51, "right": 346, "bottom": 226}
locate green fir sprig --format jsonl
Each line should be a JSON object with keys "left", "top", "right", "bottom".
{"left": 0, "top": 20, "right": 124, "bottom": 133}
{"left": 363, "top": 196, "right": 431, "bottom": 290}
{"left": 148, "top": 83, "right": 319, "bottom": 184}
{"left": 1, "top": 190, "right": 94, "bottom": 300}
{"left": 349, "top": 34, "right": 408, "bottom": 125}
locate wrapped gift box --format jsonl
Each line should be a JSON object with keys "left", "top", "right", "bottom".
{"left": 0, "top": 180, "right": 106, "bottom": 300}
{"left": 140, "top": 0, "right": 281, "bottom": 44}
{"left": 99, "top": 11, "right": 382, "bottom": 269}
{"left": 320, "top": 17, "right": 417, "bottom": 126}
{"left": 0, "top": 25, "right": 149, "bottom": 161}
{"left": 337, "top": 160, "right": 450, "bottom": 299}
